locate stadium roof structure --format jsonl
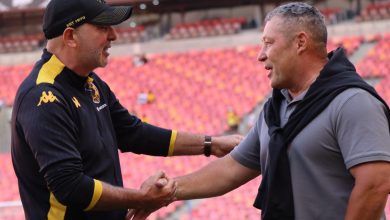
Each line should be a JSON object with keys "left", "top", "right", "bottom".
{"left": 0, "top": 0, "right": 325, "bottom": 35}
{"left": 110, "top": 0, "right": 326, "bottom": 13}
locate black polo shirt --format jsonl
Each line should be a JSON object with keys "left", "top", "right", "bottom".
{"left": 11, "top": 49, "right": 174, "bottom": 220}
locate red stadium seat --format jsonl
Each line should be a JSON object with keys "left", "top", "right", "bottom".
{"left": 165, "top": 17, "right": 246, "bottom": 40}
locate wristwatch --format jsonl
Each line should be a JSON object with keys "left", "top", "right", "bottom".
{"left": 204, "top": 135, "right": 212, "bottom": 157}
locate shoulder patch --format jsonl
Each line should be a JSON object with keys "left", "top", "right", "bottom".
{"left": 36, "top": 55, "right": 65, "bottom": 85}
{"left": 37, "top": 91, "right": 59, "bottom": 106}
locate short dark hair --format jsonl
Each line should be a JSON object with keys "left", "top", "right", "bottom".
{"left": 265, "top": 2, "right": 327, "bottom": 46}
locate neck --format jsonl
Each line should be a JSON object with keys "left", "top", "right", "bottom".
{"left": 288, "top": 56, "right": 328, "bottom": 98}
{"left": 46, "top": 40, "right": 91, "bottom": 77}
{"left": 288, "top": 73, "right": 319, "bottom": 98}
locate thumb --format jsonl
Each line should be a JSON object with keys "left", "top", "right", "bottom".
{"left": 155, "top": 178, "right": 168, "bottom": 188}
{"left": 154, "top": 170, "right": 166, "bottom": 179}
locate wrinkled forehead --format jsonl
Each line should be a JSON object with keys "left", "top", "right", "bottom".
{"left": 262, "top": 16, "right": 288, "bottom": 38}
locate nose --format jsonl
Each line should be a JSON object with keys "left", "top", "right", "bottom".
{"left": 257, "top": 48, "right": 267, "bottom": 62}
{"left": 108, "top": 26, "right": 117, "bottom": 41}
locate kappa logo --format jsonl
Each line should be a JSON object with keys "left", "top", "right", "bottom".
{"left": 72, "top": 97, "right": 81, "bottom": 108}
{"left": 96, "top": 0, "right": 106, "bottom": 4}
{"left": 37, "top": 91, "right": 59, "bottom": 106}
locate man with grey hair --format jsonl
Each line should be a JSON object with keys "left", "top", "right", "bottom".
{"left": 128, "top": 2, "right": 390, "bottom": 220}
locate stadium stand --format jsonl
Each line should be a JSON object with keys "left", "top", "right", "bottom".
{"left": 94, "top": 46, "right": 268, "bottom": 134}
{"left": 0, "top": 26, "right": 145, "bottom": 53}
{"left": 327, "top": 35, "right": 364, "bottom": 55}
{"left": 0, "top": 46, "right": 267, "bottom": 134}
{"left": 111, "top": 26, "right": 148, "bottom": 44}
{"left": 357, "top": 33, "right": 390, "bottom": 103}
{"left": 0, "top": 154, "right": 19, "bottom": 202}
{"left": 0, "top": 65, "right": 30, "bottom": 106}
{"left": 0, "top": 34, "right": 44, "bottom": 53}
{"left": 165, "top": 17, "right": 246, "bottom": 40}
{"left": 355, "top": 1, "right": 390, "bottom": 22}
{"left": 0, "top": 152, "right": 24, "bottom": 219}
{"left": 320, "top": 7, "right": 344, "bottom": 24}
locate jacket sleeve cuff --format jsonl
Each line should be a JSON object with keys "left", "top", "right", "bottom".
{"left": 84, "top": 179, "right": 103, "bottom": 211}
{"left": 167, "top": 130, "right": 177, "bottom": 156}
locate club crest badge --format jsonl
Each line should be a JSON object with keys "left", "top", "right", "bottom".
{"left": 86, "top": 81, "right": 101, "bottom": 104}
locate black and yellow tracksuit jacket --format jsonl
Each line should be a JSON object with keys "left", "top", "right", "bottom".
{"left": 11, "top": 49, "right": 177, "bottom": 220}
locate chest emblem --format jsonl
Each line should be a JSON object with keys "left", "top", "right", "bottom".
{"left": 85, "top": 81, "right": 101, "bottom": 104}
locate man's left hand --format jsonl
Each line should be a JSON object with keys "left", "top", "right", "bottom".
{"left": 211, "top": 134, "right": 243, "bottom": 157}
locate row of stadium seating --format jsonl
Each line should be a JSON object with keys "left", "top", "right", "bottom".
{"left": 357, "top": 33, "right": 390, "bottom": 103}
{"left": 164, "top": 17, "right": 247, "bottom": 40}
{"left": 0, "top": 16, "right": 248, "bottom": 54}
{"left": 96, "top": 45, "right": 268, "bottom": 134}
{"left": 113, "top": 26, "right": 148, "bottom": 44}
{"left": 1, "top": 9, "right": 389, "bottom": 54}
{"left": 327, "top": 35, "right": 364, "bottom": 56}
{"left": 355, "top": 2, "right": 390, "bottom": 22}
{"left": 320, "top": 7, "right": 347, "bottom": 24}
{"left": 0, "top": 34, "right": 44, "bottom": 54}
{"left": 0, "top": 26, "right": 147, "bottom": 54}
{"left": 0, "top": 154, "right": 19, "bottom": 202}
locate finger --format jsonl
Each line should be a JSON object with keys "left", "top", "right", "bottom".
{"left": 155, "top": 177, "right": 168, "bottom": 188}
{"left": 165, "top": 179, "right": 176, "bottom": 191}
{"left": 154, "top": 170, "right": 166, "bottom": 179}
{"left": 132, "top": 210, "right": 152, "bottom": 220}
{"left": 154, "top": 171, "right": 167, "bottom": 182}
{"left": 234, "top": 135, "right": 242, "bottom": 141}
{"left": 130, "top": 210, "right": 142, "bottom": 220}
{"left": 164, "top": 179, "right": 177, "bottom": 199}
{"left": 156, "top": 178, "right": 175, "bottom": 199}
{"left": 125, "top": 209, "right": 136, "bottom": 220}
{"left": 172, "top": 181, "right": 178, "bottom": 201}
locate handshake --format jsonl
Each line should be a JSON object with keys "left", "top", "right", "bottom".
{"left": 126, "top": 171, "right": 177, "bottom": 220}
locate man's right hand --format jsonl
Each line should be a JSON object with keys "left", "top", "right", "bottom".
{"left": 138, "top": 171, "right": 177, "bottom": 210}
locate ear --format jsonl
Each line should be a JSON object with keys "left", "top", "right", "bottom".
{"left": 295, "top": 32, "right": 308, "bottom": 54}
{"left": 62, "top": 28, "right": 78, "bottom": 48}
